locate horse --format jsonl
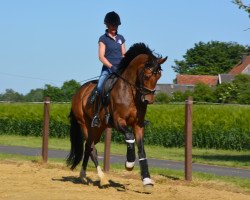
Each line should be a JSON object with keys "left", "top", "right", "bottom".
{"left": 66, "top": 43, "right": 167, "bottom": 190}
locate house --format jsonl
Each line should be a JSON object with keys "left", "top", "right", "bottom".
{"left": 156, "top": 83, "right": 195, "bottom": 96}
{"left": 176, "top": 74, "right": 218, "bottom": 86}
{"left": 176, "top": 55, "right": 250, "bottom": 86}
{"left": 218, "top": 55, "right": 250, "bottom": 84}
{"left": 228, "top": 55, "right": 250, "bottom": 75}
{"left": 156, "top": 55, "right": 250, "bottom": 95}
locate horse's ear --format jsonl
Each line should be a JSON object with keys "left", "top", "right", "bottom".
{"left": 158, "top": 56, "right": 168, "bottom": 64}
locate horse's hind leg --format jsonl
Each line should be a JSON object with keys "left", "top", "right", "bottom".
{"left": 79, "top": 142, "right": 91, "bottom": 183}
{"left": 88, "top": 140, "right": 109, "bottom": 187}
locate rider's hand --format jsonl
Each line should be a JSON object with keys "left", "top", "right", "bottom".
{"left": 109, "top": 66, "right": 115, "bottom": 73}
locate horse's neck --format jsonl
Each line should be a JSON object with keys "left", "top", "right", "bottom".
{"left": 114, "top": 60, "right": 145, "bottom": 106}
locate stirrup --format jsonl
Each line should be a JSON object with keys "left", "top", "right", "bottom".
{"left": 91, "top": 115, "right": 101, "bottom": 127}
{"left": 90, "top": 90, "right": 99, "bottom": 104}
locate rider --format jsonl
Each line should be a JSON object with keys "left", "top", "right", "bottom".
{"left": 90, "top": 11, "right": 126, "bottom": 127}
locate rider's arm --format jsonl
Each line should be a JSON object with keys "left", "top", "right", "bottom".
{"left": 98, "top": 42, "right": 112, "bottom": 68}
{"left": 121, "top": 43, "right": 126, "bottom": 57}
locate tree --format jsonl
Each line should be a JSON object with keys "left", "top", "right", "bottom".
{"left": 24, "top": 88, "right": 44, "bottom": 102}
{"left": 43, "top": 84, "right": 64, "bottom": 102}
{"left": 61, "top": 80, "right": 81, "bottom": 101}
{"left": 172, "top": 41, "right": 249, "bottom": 75}
{"left": 0, "top": 89, "right": 24, "bottom": 102}
{"left": 233, "top": 0, "right": 250, "bottom": 17}
{"left": 43, "top": 80, "right": 81, "bottom": 102}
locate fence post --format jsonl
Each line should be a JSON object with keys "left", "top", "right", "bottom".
{"left": 42, "top": 97, "right": 50, "bottom": 163}
{"left": 185, "top": 96, "right": 193, "bottom": 181}
{"left": 103, "top": 128, "right": 112, "bottom": 172}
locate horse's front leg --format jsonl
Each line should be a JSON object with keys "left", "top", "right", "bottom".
{"left": 134, "top": 126, "right": 154, "bottom": 188}
{"left": 125, "top": 131, "right": 136, "bottom": 170}
{"left": 117, "top": 124, "right": 136, "bottom": 170}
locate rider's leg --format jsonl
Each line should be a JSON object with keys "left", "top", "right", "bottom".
{"left": 91, "top": 68, "right": 110, "bottom": 127}
{"left": 90, "top": 69, "right": 108, "bottom": 104}
{"left": 96, "top": 68, "right": 110, "bottom": 94}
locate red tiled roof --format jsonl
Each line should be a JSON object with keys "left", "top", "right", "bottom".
{"left": 176, "top": 74, "right": 218, "bottom": 86}
{"left": 229, "top": 55, "right": 250, "bottom": 75}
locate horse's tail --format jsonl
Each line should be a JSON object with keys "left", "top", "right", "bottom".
{"left": 66, "top": 110, "right": 84, "bottom": 170}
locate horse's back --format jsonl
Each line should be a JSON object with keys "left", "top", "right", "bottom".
{"left": 71, "top": 80, "right": 97, "bottom": 121}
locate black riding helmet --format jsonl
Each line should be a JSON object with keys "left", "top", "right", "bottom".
{"left": 104, "top": 11, "right": 121, "bottom": 26}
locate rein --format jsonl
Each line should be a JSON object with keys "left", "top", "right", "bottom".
{"left": 115, "top": 72, "right": 156, "bottom": 95}
{"left": 114, "top": 61, "right": 161, "bottom": 97}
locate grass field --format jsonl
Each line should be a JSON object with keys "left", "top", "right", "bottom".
{"left": 0, "top": 134, "right": 249, "bottom": 169}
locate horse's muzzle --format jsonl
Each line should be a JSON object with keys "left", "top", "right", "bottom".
{"left": 141, "top": 95, "right": 155, "bottom": 104}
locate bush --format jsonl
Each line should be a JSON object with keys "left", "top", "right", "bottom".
{"left": 155, "top": 92, "right": 170, "bottom": 103}
{"left": 171, "top": 91, "right": 186, "bottom": 102}
{"left": 193, "top": 83, "right": 215, "bottom": 102}
{"left": 234, "top": 74, "right": 250, "bottom": 104}
{"left": 214, "top": 83, "right": 238, "bottom": 103}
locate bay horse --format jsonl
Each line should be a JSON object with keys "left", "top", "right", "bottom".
{"left": 66, "top": 43, "right": 167, "bottom": 189}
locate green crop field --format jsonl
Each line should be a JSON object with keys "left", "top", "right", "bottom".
{"left": 0, "top": 103, "right": 249, "bottom": 150}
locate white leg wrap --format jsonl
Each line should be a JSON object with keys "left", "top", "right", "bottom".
{"left": 126, "top": 139, "right": 135, "bottom": 143}
{"left": 97, "top": 166, "right": 104, "bottom": 179}
{"left": 125, "top": 161, "right": 135, "bottom": 169}
{"left": 142, "top": 177, "right": 153, "bottom": 186}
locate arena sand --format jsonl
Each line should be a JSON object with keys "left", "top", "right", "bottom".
{"left": 0, "top": 160, "right": 249, "bottom": 200}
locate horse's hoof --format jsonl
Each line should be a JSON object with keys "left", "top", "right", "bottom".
{"left": 125, "top": 161, "right": 135, "bottom": 171}
{"left": 100, "top": 177, "right": 109, "bottom": 188}
{"left": 125, "top": 166, "right": 134, "bottom": 171}
{"left": 143, "top": 184, "right": 154, "bottom": 194}
{"left": 142, "top": 178, "right": 154, "bottom": 193}
{"left": 79, "top": 169, "right": 87, "bottom": 183}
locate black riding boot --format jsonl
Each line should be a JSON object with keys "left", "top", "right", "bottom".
{"left": 90, "top": 90, "right": 99, "bottom": 104}
{"left": 91, "top": 95, "right": 101, "bottom": 128}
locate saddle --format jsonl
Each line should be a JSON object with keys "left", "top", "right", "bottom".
{"left": 88, "top": 73, "right": 119, "bottom": 125}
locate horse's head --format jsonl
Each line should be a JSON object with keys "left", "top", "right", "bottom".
{"left": 138, "top": 56, "right": 168, "bottom": 104}
{"left": 117, "top": 43, "right": 168, "bottom": 104}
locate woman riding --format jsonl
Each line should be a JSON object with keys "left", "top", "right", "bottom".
{"left": 90, "top": 11, "right": 126, "bottom": 127}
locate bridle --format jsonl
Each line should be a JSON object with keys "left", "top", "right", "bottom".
{"left": 115, "top": 59, "right": 162, "bottom": 102}
{"left": 139, "top": 60, "right": 162, "bottom": 94}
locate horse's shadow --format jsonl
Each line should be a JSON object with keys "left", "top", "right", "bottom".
{"left": 52, "top": 176, "right": 128, "bottom": 192}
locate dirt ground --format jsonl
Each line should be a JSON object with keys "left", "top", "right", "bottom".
{"left": 0, "top": 160, "right": 249, "bottom": 200}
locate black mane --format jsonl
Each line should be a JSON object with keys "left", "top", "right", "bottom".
{"left": 118, "top": 43, "right": 157, "bottom": 73}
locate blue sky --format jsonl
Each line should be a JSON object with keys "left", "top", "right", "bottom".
{"left": 0, "top": 0, "right": 249, "bottom": 94}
